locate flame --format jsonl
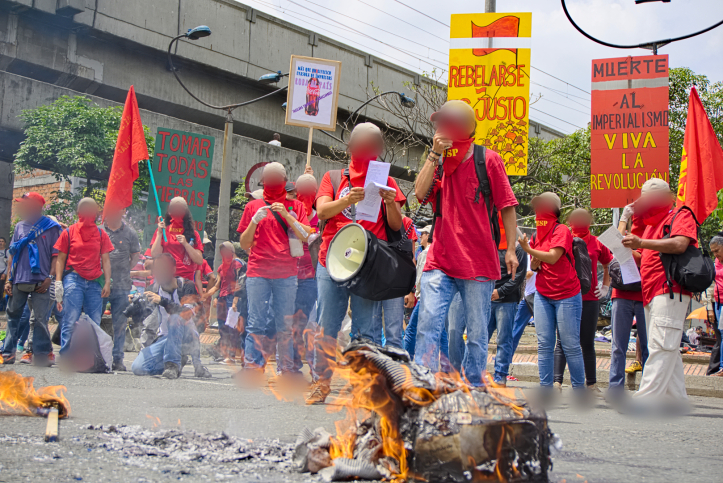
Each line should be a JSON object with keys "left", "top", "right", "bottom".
{"left": 146, "top": 414, "right": 161, "bottom": 428}
{"left": 0, "top": 371, "right": 70, "bottom": 418}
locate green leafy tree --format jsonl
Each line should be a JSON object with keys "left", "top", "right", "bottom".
{"left": 14, "top": 95, "right": 155, "bottom": 232}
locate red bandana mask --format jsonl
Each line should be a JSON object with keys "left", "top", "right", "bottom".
{"left": 77, "top": 215, "right": 98, "bottom": 242}
{"left": 168, "top": 215, "right": 185, "bottom": 235}
{"left": 535, "top": 210, "right": 558, "bottom": 242}
{"left": 297, "top": 193, "right": 315, "bottom": 215}
{"left": 442, "top": 138, "right": 474, "bottom": 175}
{"left": 636, "top": 199, "right": 672, "bottom": 226}
{"left": 349, "top": 153, "right": 377, "bottom": 186}
{"left": 570, "top": 222, "right": 591, "bottom": 241}
{"left": 263, "top": 182, "right": 287, "bottom": 204}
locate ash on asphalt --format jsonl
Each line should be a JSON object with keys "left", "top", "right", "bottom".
{"left": 1, "top": 355, "right": 722, "bottom": 482}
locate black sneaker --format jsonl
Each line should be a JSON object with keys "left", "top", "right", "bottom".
{"left": 113, "top": 360, "right": 127, "bottom": 372}
{"left": 181, "top": 355, "right": 189, "bottom": 369}
{"left": 194, "top": 365, "right": 212, "bottom": 378}
{"left": 1, "top": 354, "right": 15, "bottom": 365}
{"left": 162, "top": 362, "right": 180, "bottom": 379}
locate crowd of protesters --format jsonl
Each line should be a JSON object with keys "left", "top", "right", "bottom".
{"left": 2, "top": 99, "right": 721, "bottom": 415}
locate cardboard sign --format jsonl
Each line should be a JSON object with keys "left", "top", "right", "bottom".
{"left": 590, "top": 55, "right": 669, "bottom": 208}
{"left": 448, "top": 13, "right": 532, "bottom": 175}
{"left": 143, "top": 128, "right": 215, "bottom": 246}
{"left": 285, "top": 55, "right": 342, "bottom": 131}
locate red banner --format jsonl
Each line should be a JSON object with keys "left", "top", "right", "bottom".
{"left": 590, "top": 55, "right": 669, "bottom": 208}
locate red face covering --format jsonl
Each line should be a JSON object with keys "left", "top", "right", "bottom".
{"left": 297, "top": 193, "right": 315, "bottom": 215}
{"left": 442, "top": 138, "right": 475, "bottom": 175}
{"left": 636, "top": 198, "right": 672, "bottom": 226}
{"left": 168, "top": 215, "right": 185, "bottom": 236}
{"left": 263, "top": 182, "right": 287, "bottom": 204}
{"left": 78, "top": 214, "right": 98, "bottom": 241}
{"left": 569, "top": 221, "right": 591, "bottom": 240}
{"left": 535, "top": 209, "right": 558, "bottom": 242}
{"left": 349, "top": 153, "right": 377, "bottom": 186}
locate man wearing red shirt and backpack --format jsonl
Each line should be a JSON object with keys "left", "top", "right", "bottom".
{"left": 237, "top": 162, "right": 310, "bottom": 375}
{"left": 413, "top": 101, "right": 519, "bottom": 386}
{"left": 622, "top": 178, "right": 698, "bottom": 410}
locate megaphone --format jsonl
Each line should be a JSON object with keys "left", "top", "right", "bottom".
{"left": 327, "top": 223, "right": 416, "bottom": 301}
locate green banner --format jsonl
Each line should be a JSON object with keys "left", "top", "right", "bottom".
{"left": 143, "top": 128, "right": 215, "bottom": 247}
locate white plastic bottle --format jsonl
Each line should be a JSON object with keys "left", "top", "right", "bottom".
{"left": 287, "top": 207, "right": 304, "bottom": 258}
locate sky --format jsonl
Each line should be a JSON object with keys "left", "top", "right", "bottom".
{"left": 237, "top": 0, "right": 723, "bottom": 134}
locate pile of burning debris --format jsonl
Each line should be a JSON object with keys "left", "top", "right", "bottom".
{"left": 294, "top": 340, "right": 553, "bottom": 483}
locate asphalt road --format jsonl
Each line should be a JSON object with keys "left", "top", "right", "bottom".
{"left": 1, "top": 355, "right": 721, "bottom": 483}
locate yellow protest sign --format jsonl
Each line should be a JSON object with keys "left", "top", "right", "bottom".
{"left": 448, "top": 13, "right": 532, "bottom": 175}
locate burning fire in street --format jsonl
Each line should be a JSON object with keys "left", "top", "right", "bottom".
{"left": 291, "top": 339, "right": 552, "bottom": 482}
{"left": 0, "top": 371, "right": 71, "bottom": 419}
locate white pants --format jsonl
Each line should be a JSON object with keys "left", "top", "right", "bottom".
{"left": 633, "top": 293, "right": 690, "bottom": 403}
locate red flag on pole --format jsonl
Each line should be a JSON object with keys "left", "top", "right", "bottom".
{"left": 676, "top": 86, "right": 723, "bottom": 222}
{"left": 103, "top": 85, "right": 149, "bottom": 220}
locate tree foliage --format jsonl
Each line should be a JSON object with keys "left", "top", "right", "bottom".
{"left": 13, "top": 95, "right": 155, "bottom": 234}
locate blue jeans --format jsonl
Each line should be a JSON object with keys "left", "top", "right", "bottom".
{"left": 17, "top": 303, "right": 31, "bottom": 347}
{"left": 415, "top": 270, "right": 494, "bottom": 386}
{"left": 488, "top": 301, "right": 518, "bottom": 383}
{"left": 534, "top": 291, "right": 584, "bottom": 388}
{"left": 609, "top": 297, "right": 649, "bottom": 390}
{"left": 103, "top": 289, "right": 130, "bottom": 363}
{"left": 403, "top": 303, "right": 449, "bottom": 361}
{"left": 717, "top": 304, "right": 723, "bottom": 369}
{"left": 131, "top": 314, "right": 199, "bottom": 375}
{"left": 376, "top": 297, "right": 404, "bottom": 349}
{"left": 511, "top": 299, "right": 532, "bottom": 354}
{"left": 244, "top": 276, "right": 297, "bottom": 372}
{"left": 60, "top": 272, "right": 103, "bottom": 355}
{"left": 313, "top": 262, "right": 379, "bottom": 381}
{"left": 447, "top": 293, "right": 465, "bottom": 372}
{"left": 2, "top": 285, "right": 53, "bottom": 359}
{"left": 295, "top": 278, "right": 318, "bottom": 318}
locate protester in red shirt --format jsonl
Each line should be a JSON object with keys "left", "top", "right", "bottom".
{"left": 608, "top": 206, "right": 649, "bottom": 396}
{"left": 306, "top": 123, "right": 405, "bottom": 404}
{"left": 622, "top": 178, "right": 698, "bottom": 409}
{"left": 519, "top": 192, "right": 585, "bottom": 395}
{"left": 237, "top": 162, "right": 310, "bottom": 375}
{"left": 211, "top": 242, "right": 246, "bottom": 363}
{"left": 413, "top": 101, "right": 518, "bottom": 387}
{"left": 54, "top": 198, "right": 114, "bottom": 357}
{"left": 294, "top": 170, "right": 319, "bottom": 373}
{"left": 150, "top": 197, "right": 203, "bottom": 281}
{"left": 553, "top": 208, "right": 613, "bottom": 394}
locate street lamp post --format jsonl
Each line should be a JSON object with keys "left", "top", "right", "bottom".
{"left": 167, "top": 26, "right": 288, "bottom": 268}
{"left": 340, "top": 91, "right": 416, "bottom": 142}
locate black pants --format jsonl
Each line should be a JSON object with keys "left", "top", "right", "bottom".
{"left": 554, "top": 299, "right": 599, "bottom": 385}
{"left": 707, "top": 326, "right": 721, "bottom": 375}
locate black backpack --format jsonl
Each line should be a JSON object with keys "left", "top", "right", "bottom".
{"left": 659, "top": 206, "right": 715, "bottom": 299}
{"left": 429, "top": 145, "right": 500, "bottom": 247}
{"left": 609, "top": 259, "right": 642, "bottom": 292}
{"left": 532, "top": 223, "right": 593, "bottom": 295}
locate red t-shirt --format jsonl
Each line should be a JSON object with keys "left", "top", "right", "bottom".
{"left": 297, "top": 212, "right": 319, "bottom": 280}
{"left": 237, "top": 199, "right": 308, "bottom": 278}
{"left": 403, "top": 217, "right": 418, "bottom": 242}
{"left": 640, "top": 208, "right": 698, "bottom": 306}
{"left": 218, "top": 259, "right": 244, "bottom": 296}
{"left": 55, "top": 224, "right": 114, "bottom": 281}
{"left": 200, "top": 260, "right": 213, "bottom": 288}
{"left": 579, "top": 235, "right": 613, "bottom": 301}
{"left": 424, "top": 150, "right": 518, "bottom": 281}
{"left": 315, "top": 173, "right": 406, "bottom": 267}
{"left": 531, "top": 223, "right": 580, "bottom": 300}
{"left": 150, "top": 228, "right": 203, "bottom": 281}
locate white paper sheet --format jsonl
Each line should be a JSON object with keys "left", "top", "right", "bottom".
{"left": 355, "top": 161, "right": 391, "bottom": 222}
{"left": 225, "top": 307, "right": 240, "bottom": 329}
{"left": 597, "top": 225, "right": 633, "bottom": 264}
{"left": 619, "top": 256, "right": 641, "bottom": 284}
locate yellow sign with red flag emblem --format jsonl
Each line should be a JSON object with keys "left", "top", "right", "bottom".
{"left": 448, "top": 13, "right": 532, "bottom": 175}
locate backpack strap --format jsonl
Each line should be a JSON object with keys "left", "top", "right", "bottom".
{"left": 472, "top": 145, "right": 501, "bottom": 247}
{"left": 263, "top": 200, "right": 290, "bottom": 233}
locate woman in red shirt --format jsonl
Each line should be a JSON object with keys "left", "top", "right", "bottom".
{"left": 553, "top": 208, "right": 612, "bottom": 394}
{"left": 150, "top": 197, "right": 204, "bottom": 282}
{"left": 307, "top": 123, "right": 405, "bottom": 404}
{"left": 519, "top": 192, "right": 585, "bottom": 394}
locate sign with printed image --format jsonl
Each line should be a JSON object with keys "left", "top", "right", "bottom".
{"left": 285, "top": 55, "right": 342, "bottom": 131}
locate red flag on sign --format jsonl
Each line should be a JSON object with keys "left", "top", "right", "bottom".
{"left": 471, "top": 16, "right": 520, "bottom": 57}
{"left": 103, "top": 85, "right": 149, "bottom": 220}
{"left": 676, "top": 86, "right": 723, "bottom": 222}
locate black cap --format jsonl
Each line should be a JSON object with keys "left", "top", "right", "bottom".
{"left": 285, "top": 182, "right": 296, "bottom": 192}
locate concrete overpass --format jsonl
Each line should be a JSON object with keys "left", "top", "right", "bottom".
{"left": 0, "top": 0, "right": 565, "bottom": 238}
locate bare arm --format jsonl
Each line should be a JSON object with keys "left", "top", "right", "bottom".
{"left": 500, "top": 206, "right": 519, "bottom": 279}
{"left": 101, "top": 253, "right": 112, "bottom": 297}
{"left": 317, "top": 187, "right": 365, "bottom": 221}
{"left": 178, "top": 237, "right": 203, "bottom": 265}
{"left": 622, "top": 234, "right": 691, "bottom": 255}
{"left": 383, "top": 197, "right": 403, "bottom": 232}
{"left": 55, "top": 252, "right": 67, "bottom": 280}
{"left": 239, "top": 222, "right": 259, "bottom": 251}
{"left": 602, "top": 263, "right": 610, "bottom": 287}
{"left": 415, "top": 155, "right": 438, "bottom": 201}
{"left": 150, "top": 229, "right": 163, "bottom": 257}
{"left": 129, "top": 251, "right": 140, "bottom": 272}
